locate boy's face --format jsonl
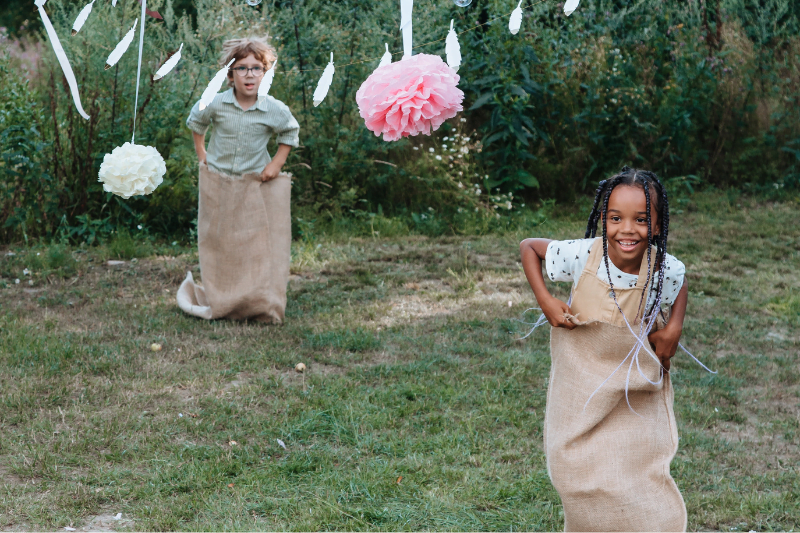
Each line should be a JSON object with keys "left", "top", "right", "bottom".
{"left": 604, "top": 184, "right": 660, "bottom": 273}
{"left": 229, "top": 54, "right": 266, "bottom": 99}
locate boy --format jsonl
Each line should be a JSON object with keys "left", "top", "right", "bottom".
{"left": 177, "top": 37, "right": 300, "bottom": 323}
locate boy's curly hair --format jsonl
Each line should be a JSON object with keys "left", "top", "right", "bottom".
{"left": 221, "top": 36, "right": 277, "bottom": 88}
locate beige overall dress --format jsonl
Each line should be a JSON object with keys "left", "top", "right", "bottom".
{"left": 177, "top": 163, "right": 292, "bottom": 323}
{"left": 545, "top": 238, "right": 686, "bottom": 532}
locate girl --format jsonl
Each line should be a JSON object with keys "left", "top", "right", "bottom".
{"left": 177, "top": 37, "right": 300, "bottom": 323}
{"left": 520, "top": 167, "right": 689, "bottom": 532}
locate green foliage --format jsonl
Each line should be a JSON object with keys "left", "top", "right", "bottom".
{"left": 0, "top": 0, "right": 799, "bottom": 244}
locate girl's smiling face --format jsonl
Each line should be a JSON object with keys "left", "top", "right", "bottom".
{"left": 605, "top": 184, "right": 659, "bottom": 273}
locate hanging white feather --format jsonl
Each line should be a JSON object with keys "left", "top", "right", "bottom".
{"left": 400, "top": 0, "right": 413, "bottom": 59}
{"left": 112, "top": 0, "right": 117, "bottom": 5}
{"left": 153, "top": 43, "right": 183, "bottom": 80}
{"left": 71, "top": 0, "right": 95, "bottom": 36}
{"left": 445, "top": 19, "right": 461, "bottom": 72}
{"left": 258, "top": 60, "right": 277, "bottom": 98}
{"left": 378, "top": 43, "right": 392, "bottom": 68}
{"left": 199, "top": 58, "right": 236, "bottom": 110}
{"left": 313, "top": 52, "right": 335, "bottom": 107}
{"left": 105, "top": 18, "right": 138, "bottom": 70}
{"left": 35, "top": 0, "right": 89, "bottom": 120}
{"left": 509, "top": 0, "right": 523, "bottom": 35}
{"left": 564, "top": 0, "right": 580, "bottom": 16}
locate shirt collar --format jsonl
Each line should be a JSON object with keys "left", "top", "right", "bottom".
{"left": 221, "top": 88, "right": 269, "bottom": 112}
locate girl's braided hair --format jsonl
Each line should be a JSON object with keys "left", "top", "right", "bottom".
{"left": 584, "top": 166, "right": 670, "bottom": 323}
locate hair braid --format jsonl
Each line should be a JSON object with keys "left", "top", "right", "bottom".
{"left": 635, "top": 172, "right": 653, "bottom": 322}
{"left": 600, "top": 175, "right": 626, "bottom": 306}
{"left": 585, "top": 180, "right": 608, "bottom": 238}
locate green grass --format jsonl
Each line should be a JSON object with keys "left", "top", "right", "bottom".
{"left": 0, "top": 192, "right": 798, "bottom": 531}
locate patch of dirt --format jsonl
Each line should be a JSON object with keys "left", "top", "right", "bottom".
{"left": 378, "top": 273, "right": 527, "bottom": 327}
{"left": 76, "top": 513, "right": 134, "bottom": 532}
{"left": 715, "top": 387, "right": 800, "bottom": 475}
{"left": 0, "top": 465, "right": 25, "bottom": 487}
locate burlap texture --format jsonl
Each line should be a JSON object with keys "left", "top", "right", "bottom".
{"left": 177, "top": 163, "right": 291, "bottom": 323}
{"left": 544, "top": 238, "right": 686, "bottom": 532}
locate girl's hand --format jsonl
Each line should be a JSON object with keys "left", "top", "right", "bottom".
{"left": 648, "top": 325, "right": 681, "bottom": 371}
{"left": 541, "top": 296, "right": 577, "bottom": 330}
{"left": 260, "top": 161, "right": 282, "bottom": 182}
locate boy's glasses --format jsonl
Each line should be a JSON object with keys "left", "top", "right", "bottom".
{"left": 231, "top": 66, "right": 266, "bottom": 77}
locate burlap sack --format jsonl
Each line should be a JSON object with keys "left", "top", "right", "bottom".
{"left": 544, "top": 238, "right": 686, "bottom": 532}
{"left": 177, "top": 163, "right": 291, "bottom": 323}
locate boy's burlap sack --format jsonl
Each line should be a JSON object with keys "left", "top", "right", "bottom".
{"left": 543, "top": 238, "right": 686, "bottom": 532}
{"left": 177, "top": 163, "right": 291, "bottom": 323}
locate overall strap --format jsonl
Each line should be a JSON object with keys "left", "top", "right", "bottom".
{"left": 583, "top": 238, "right": 605, "bottom": 275}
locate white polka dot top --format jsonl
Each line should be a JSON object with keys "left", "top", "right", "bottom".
{"left": 545, "top": 238, "right": 685, "bottom": 310}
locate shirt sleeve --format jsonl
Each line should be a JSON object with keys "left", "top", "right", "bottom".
{"left": 658, "top": 254, "right": 686, "bottom": 306}
{"left": 268, "top": 101, "right": 300, "bottom": 148}
{"left": 186, "top": 99, "right": 213, "bottom": 135}
{"left": 545, "top": 239, "right": 593, "bottom": 282}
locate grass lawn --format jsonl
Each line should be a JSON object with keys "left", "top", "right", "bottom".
{"left": 0, "top": 192, "right": 798, "bottom": 531}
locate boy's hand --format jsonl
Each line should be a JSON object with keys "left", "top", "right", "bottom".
{"left": 648, "top": 325, "right": 681, "bottom": 371}
{"left": 260, "top": 161, "right": 282, "bottom": 182}
{"left": 541, "top": 296, "right": 577, "bottom": 330}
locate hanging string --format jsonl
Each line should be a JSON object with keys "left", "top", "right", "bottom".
{"left": 191, "top": 0, "right": 549, "bottom": 75}
{"left": 284, "top": 0, "right": 549, "bottom": 73}
{"left": 131, "top": 0, "right": 147, "bottom": 144}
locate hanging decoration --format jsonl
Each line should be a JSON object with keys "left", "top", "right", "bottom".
{"left": 445, "top": 19, "right": 461, "bottom": 72}
{"left": 258, "top": 60, "right": 277, "bottom": 98}
{"left": 71, "top": 0, "right": 95, "bottom": 36}
{"left": 98, "top": 0, "right": 166, "bottom": 199}
{"left": 564, "top": 0, "right": 580, "bottom": 16}
{"left": 378, "top": 44, "right": 392, "bottom": 69}
{"left": 112, "top": 0, "right": 117, "bottom": 6}
{"left": 35, "top": 0, "right": 90, "bottom": 120}
{"left": 356, "top": 55, "right": 463, "bottom": 142}
{"left": 246, "top": 0, "right": 263, "bottom": 5}
{"left": 199, "top": 58, "right": 236, "bottom": 110}
{"left": 98, "top": 143, "right": 166, "bottom": 198}
{"left": 400, "top": 0, "right": 413, "bottom": 59}
{"left": 356, "top": 0, "right": 463, "bottom": 142}
{"left": 313, "top": 53, "right": 335, "bottom": 107}
{"left": 509, "top": 1, "right": 523, "bottom": 34}
{"left": 452, "top": 0, "right": 473, "bottom": 6}
{"left": 105, "top": 18, "right": 138, "bottom": 70}
{"left": 153, "top": 43, "right": 183, "bottom": 80}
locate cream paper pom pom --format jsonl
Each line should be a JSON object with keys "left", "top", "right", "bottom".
{"left": 98, "top": 142, "right": 166, "bottom": 199}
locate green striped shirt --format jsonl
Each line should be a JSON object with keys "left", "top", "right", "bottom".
{"left": 186, "top": 89, "right": 300, "bottom": 176}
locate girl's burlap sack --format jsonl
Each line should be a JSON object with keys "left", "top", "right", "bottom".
{"left": 543, "top": 238, "right": 686, "bottom": 532}
{"left": 177, "top": 163, "right": 291, "bottom": 323}
{"left": 547, "top": 323, "right": 686, "bottom": 532}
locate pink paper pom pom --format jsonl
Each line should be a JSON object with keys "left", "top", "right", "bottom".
{"left": 356, "top": 54, "right": 464, "bottom": 142}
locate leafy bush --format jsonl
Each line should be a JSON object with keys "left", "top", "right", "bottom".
{"left": 0, "top": 0, "right": 799, "bottom": 244}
